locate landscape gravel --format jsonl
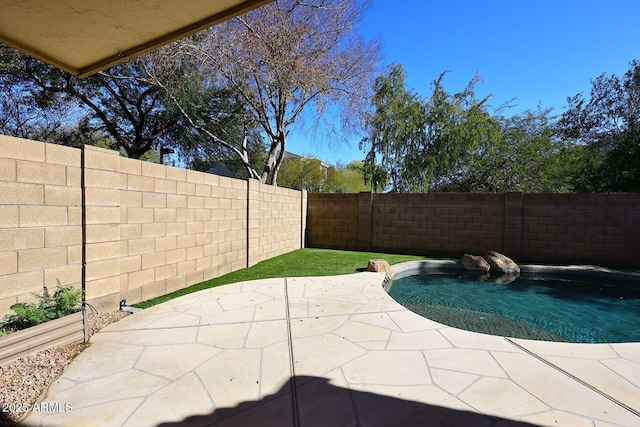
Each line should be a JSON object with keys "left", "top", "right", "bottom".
{"left": 0, "top": 311, "right": 130, "bottom": 426}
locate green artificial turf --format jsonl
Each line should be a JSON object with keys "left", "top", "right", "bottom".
{"left": 134, "top": 248, "right": 430, "bottom": 309}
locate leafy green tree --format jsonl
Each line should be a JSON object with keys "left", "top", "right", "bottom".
{"left": 559, "top": 60, "right": 640, "bottom": 191}
{"left": 362, "top": 64, "right": 499, "bottom": 192}
{"left": 360, "top": 64, "right": 426, "bottom": 192}
{"left": 436, "top": 108, "right": 572, "bottom": 193}
{"left": 277, "top": 157, "right": 329, "bottom": 192}
{"left": 278, "top": 157, "right": 370, "bottom": 193}
{"left": 426, "top": 73, "right": 501, "bottom": 190}
{"left": 322, "top": 161, "right": 371, "bottom": 193}
{"left": 334, "top": 161, "right": 373, "bottom": 193}
{"left": 1, "top": 43, "right": 258, "bottom": 167}
{"left": 362, "top": 151, "right": 390, "bottom": 192}
{"left": 0, "top": 45, "right": 184, "bottom": 158}
{"left": 0, "top": 85, "right": 65, "bottom": 141}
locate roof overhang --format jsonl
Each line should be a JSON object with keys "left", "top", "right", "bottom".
{"left": 0, "top": 0, "right": 273, "bottom": 77}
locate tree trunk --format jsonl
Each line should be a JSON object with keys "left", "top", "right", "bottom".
{"left": 271, "top": 131, "right": 286, "bottom": 187}
{"left": 261, "top": 135, "right": 281, "bottom": 184}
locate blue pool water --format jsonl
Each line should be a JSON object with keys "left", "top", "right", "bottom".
{"left": 388, "top": 271, "right": 640, "bottom": 343}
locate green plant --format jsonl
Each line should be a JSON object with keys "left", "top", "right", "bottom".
{"left": 1, "top": 281, "right": 82, "bottom": 333}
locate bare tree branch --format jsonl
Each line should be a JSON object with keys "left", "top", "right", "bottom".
{"left": 175, "top": 0, "right": 380, "bottom": 185}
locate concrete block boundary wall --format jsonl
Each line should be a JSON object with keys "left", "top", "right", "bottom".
{"left": 0, "top": 136, "right": 306, "bottom": 317}
{"left": 306, "top": 192, "right": 640, "bottom": 268}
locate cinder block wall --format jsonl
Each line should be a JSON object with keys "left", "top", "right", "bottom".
{"left": 0, "top": 136, "right": 306, "bottom": 316}
{"left": 82, "top": 145, "right": 251, "bottom": 311}
{"left": 307, "top": 192, "right": 640, "bottom": 267}
{"left": 371, "top": 193, "right": 504, "bottom": 257}
{"left": 306, "top": 193, "right": 359, "bottom": 250}
{"left": 0, "top": 136, "right": 82, "bottom": 315}
{"left": 521, "top": 193, "right": 640, "bottom": 266}
{"left": 248, "top": 180, "right": 307, "bottom": 266}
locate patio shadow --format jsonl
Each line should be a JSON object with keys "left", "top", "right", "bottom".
{"left": 155, "top": 375, "right": 543, "bottom": 427}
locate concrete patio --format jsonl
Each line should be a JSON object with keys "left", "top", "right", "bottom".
{"left": 22, "top": 270, "right": 640, "bottom": 426}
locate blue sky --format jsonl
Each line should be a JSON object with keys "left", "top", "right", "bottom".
{"left": 287, "top": 0, "right": 640, "bottom": 165}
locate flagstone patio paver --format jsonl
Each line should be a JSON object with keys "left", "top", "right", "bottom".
{"left": 22, "top": 272, "right": 640, "bottom": 426}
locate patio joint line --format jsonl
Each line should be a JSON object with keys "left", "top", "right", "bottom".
{"left": 98, "top": 317, "right": 289, "bottom": 333}
{"left": 288, "top": 308, "right": 408, "bottom": 321}
{"left": 504, "top": 338, "right": 640, "bottom": 418}
{"left": 284, "top": 277, "right": 301, "bottom": 427}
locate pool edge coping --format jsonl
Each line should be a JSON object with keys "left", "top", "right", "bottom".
{"left": 390, "top": 259, "right": 640, "bottom": 280}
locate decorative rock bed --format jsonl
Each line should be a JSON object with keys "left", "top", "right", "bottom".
{"left": 0, "top": 311, "right": 129, "bottom": 426}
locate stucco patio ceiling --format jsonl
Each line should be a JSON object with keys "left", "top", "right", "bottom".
{"left": 0, "top": 0, "right": 272, "bottom": 77}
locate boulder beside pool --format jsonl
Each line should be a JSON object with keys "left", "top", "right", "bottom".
{"left": 461, "top": 254, "right": 491, "bottom": 272}
{"left": 367, "top": 258, "right": 393, "bottom": 281}
{"left": 482, "top": 251, "right": 520, "bottom": 274}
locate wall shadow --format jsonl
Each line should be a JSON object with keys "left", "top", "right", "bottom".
{"left": 151, "top": 376, "right": 544, "bottom": 427}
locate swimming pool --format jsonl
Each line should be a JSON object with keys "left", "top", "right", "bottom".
{"left": 387, "top": 264, "right": 640, "bottom": 343}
